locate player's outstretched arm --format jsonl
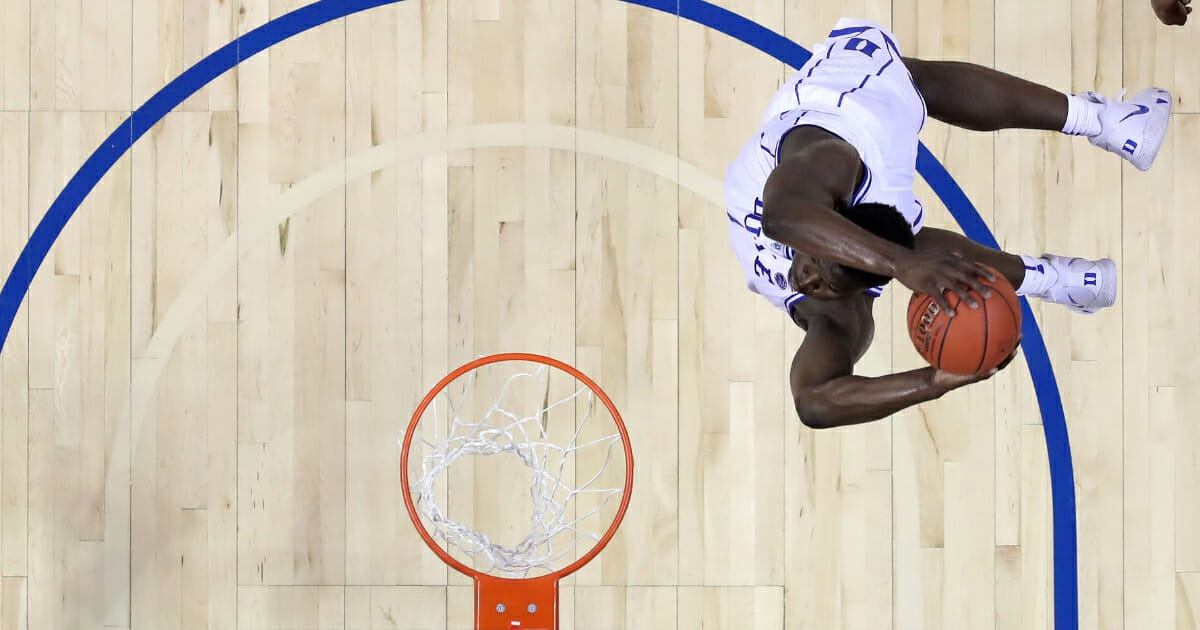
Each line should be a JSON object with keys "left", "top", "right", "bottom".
{"left": 789, "top": 315, "right": 1000, "bottom": 429}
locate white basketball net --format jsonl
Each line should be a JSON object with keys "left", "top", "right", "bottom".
{"left": 403, "top": 361, "right": 627, "bottom": 578}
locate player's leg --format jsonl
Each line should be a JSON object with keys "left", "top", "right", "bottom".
{"left": 915, "top": 227, "right": 1117, "bottom": 314}
{"left": 903, "top": 58, "right": 1067, "bottom": 132}
{"left": 903, "top": 57, "right": 1171, "bottom": 171}
{"left": 914, "top": 228, "right": 1026, "bottom": 287}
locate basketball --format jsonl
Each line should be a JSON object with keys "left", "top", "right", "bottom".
{"left": 907, "top": 269, "right": 1023, "bottom": 375}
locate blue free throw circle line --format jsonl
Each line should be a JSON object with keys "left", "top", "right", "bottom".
{"left": 0, "top": 0, "right": 1077, "bottom": 627}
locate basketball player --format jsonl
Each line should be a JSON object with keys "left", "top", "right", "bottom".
{"left": 724, "top": 18, "right": 1172, "bottom": 428}
{"left": 1153, "top": 0, "right": 1192, "bottom": 25}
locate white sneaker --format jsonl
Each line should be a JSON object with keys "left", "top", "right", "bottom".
{"left": 1084, "top": 87, "right": 1172, "bottom": 172}
{"left": 1033, "top": 254, "right": 1118, "bottom": 315}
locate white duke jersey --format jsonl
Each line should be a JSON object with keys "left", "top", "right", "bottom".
{"left": 723, "top": 17, "right": 928, "bottom": 316}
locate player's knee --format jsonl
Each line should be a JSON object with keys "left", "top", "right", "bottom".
{"left": 794, "top": 399, "right": 835, "bottom": 430}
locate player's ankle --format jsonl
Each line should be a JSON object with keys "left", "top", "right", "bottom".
{"left": 1061, "top": 93, "right": 1102, "bottom": 137}
{"left": 1016, "top": 255, "right": 1059, "bottom": 296}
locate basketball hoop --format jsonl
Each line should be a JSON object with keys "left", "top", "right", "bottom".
{"left": 400, "top": 353, "right": 634, "bottom": 630}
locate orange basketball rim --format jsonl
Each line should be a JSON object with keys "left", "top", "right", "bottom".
{"left": 400, "top": 353, "right": 635, "bottom": 630}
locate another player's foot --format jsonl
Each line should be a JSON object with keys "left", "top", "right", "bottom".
{"left": 1031, "top": 254, "right": 1118, "bottom": 315}
{"left": 1084, "top": 87, "right": 1172, "bottom": 172}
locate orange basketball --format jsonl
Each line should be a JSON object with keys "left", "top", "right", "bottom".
{"left": 906, "top": 269, "right": 1022, "bottom": 375}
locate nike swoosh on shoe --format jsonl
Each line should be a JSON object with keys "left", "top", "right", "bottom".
{"left": 1119, "top": 104, "right": 1151, "bottom": 123}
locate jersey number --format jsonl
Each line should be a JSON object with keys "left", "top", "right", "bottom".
{"left": 844, "top": 37, "right": 881, "bottom": 58}
{"left": 744, "top": 198, "right": 764, "bottom": 236}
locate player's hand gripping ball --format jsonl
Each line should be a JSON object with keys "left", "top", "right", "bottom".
{"left": 907, "top": 267, "right": 1022, "bottom": 375}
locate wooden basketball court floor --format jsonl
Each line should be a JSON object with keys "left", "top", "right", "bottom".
{"left": 0, "top": 0, "right": 1198, "bottom": 628}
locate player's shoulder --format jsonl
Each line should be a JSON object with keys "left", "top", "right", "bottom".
{"left": 765, "top": 125, "right": 863, "bottom": 206}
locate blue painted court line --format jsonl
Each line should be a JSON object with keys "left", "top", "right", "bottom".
{"left": 0, "top": 1, "right": 1077, "bottom": 627}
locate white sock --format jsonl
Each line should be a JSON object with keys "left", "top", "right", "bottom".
{"left": 1061, "top": 93, "right": 1102, "bottom": 137}
{"left": 1016, "top": 255, "right": 1059, "bottom": 296}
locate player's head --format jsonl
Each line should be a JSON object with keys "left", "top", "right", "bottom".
{"left": 788, "top": 201, "right": 915, "bottom": 299}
